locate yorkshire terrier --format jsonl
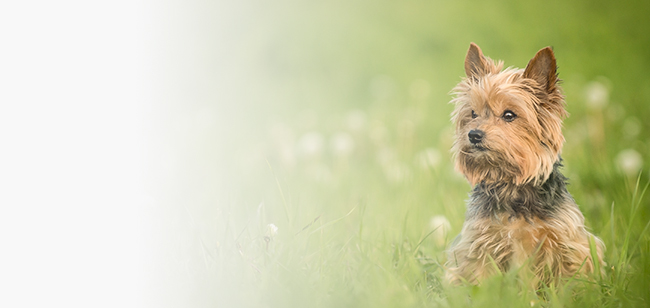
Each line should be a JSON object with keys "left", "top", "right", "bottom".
{"left": 445, "top": 43, "right": 605, "bottom": 287}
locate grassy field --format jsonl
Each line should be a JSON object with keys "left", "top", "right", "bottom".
{"left": 148, "top": 0, "right": 650, "bottom": 307}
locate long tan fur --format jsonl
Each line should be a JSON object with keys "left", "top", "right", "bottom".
{"left": 445, "top": 43, "right": 605, "bottom": 287}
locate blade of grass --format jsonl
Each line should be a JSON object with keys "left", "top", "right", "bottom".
{"left": 615, "top": 176, "right": 648, "bottom": 276}
{"left": 589, "top": 235, "right": 602, "bottom": 282}
{"left": 412, "top": 227, "right": 438, "bottom": 258}
{"left": 486, "top": 255, "right": 503, "bottom": 278}
{"left": 628, "top": 219, "right": 650, "bottom": 264}
{"left": 565, "top": 257, "right": 589, "bottom": 286}
{"left": 308, "top": 206, "right": 357, "bottom": 236}
{"left": 610, "top": 202, "right": 616, "bottom": 255}
{"left": 266, "top": 159, "right": 291, "bottom": 225}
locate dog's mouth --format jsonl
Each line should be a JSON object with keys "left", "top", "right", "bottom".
{"left": 459, "top": 144, "right": 489, "bottom": 157}
{"left": 468, "top": 144, "right": 488, "bottom": 152}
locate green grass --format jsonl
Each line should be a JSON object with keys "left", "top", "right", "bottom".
{"left": 151, "top": 0, "right": 650, "bottom": 306}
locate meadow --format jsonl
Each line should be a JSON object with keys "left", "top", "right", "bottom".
{"left": 148, "top": 0, "right": 650, "bottom": 306}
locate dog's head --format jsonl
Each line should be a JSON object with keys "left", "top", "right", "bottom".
{"left": 451, "top": 43, "right": 567, "bottom": 186}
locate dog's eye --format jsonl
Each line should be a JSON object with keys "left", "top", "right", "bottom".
{"left": 502, "top": 110, "right": 517, "bottom": 122}
{"left": 471, "top": 110, "right": 478, "bottom": 119}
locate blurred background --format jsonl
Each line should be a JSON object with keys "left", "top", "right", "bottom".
{"left": 2, "top": 0, "right": 649, "bottom": 307}
{"left": 146, "top": 0, "right": 650, "bottom": 307}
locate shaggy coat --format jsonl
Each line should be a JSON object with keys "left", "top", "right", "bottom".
{"left": 445, "top": 43, "right": 605, "bottom": 287}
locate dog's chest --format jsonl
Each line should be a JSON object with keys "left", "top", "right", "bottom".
{"left": 470, "top": 214, "right": 551, "bottom": 268}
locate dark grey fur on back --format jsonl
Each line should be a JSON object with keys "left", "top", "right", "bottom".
{"left": 466, "top": 160, "right": 572, "bottom": 221}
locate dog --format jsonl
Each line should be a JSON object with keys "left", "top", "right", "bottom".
{"left": 444, "top": 43, "right": 605, "bottom": 287}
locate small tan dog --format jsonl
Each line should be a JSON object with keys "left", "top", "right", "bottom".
{"left": 445, "top": 43, "right": 605, "bottom": 287}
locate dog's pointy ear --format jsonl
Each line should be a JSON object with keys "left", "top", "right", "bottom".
{"left": 523, "top": 47, "right": 558, "bottom": 92}
{"left": 464, "top": 43, "right": 488, "bottom": 80}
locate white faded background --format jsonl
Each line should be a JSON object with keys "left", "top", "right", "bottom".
{"left": 0, "top": 1, "right": 152, "bottom": 307}
{"left": 1, "top": 1, "right": 267, "bottom": 307}
{"left": 1, "top": 0, "right": 648, "bottom": 307}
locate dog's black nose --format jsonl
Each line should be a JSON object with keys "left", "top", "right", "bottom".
{"left": 468, "top": 129, "right": 484, "bottom": 144}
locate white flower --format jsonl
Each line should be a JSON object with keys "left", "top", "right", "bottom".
{"left": 429, "top": 215, "right": 451, "bottom": 246}
{"left": 266, "top": 223, "right": 278, "bottom": 238}
{"left": 616, "top": 149, "right": 643, "bottom": 176}
{"left": 330, "top": 132, "right": 355, "bottom": 157}
{"left": 384, "top": 162, "right": 411, "bottom": 184}
{"left": 584, "top": 80, "right": 610, "bottom": 110}
{"left": 298, "top": 132, "right": 324, "bottom": 157}
{"left": 416, "top": 147, "right": 441, "bottom": 170}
